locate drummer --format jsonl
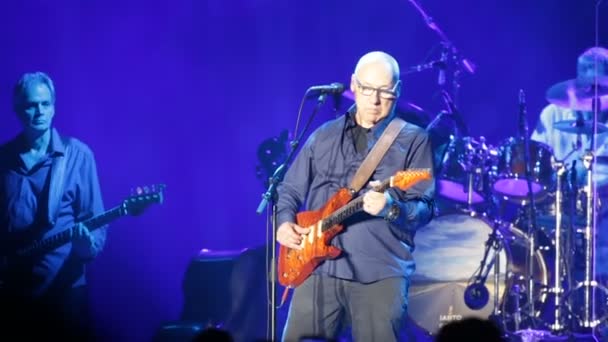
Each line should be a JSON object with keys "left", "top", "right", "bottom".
{"left": 530, "top": 46, "right": 608, "bottom": 276}
{"left": 531, "top": 46, "right": 608, "bottom": 182}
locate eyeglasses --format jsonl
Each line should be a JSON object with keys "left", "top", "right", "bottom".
{"left": 354, "top": 76, "right": 400, "bottom": 100}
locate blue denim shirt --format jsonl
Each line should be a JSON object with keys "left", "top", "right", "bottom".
{"left": 0, "top": 128, "right": 107, "bottom": 297}
{"left": 277, "top": 112, "right": 435, "bottom": 283}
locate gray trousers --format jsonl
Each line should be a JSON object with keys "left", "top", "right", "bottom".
{"left": 281, "top": 275, "right": 409, "bottom": 342}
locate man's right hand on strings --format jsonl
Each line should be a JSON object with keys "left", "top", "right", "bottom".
{"left": 277, "top": 222, "right": 310, "bottom": 250}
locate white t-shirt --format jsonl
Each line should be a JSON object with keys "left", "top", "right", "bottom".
{"left": 531, "top": 103, "right": 608, "bottom": 277}
{"left": 531, "top": 103, "right": 608, "bottom": 188}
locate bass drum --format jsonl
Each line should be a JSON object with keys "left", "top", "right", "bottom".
{"left": 408, "top": 211, "right": 551, "bottom": 336}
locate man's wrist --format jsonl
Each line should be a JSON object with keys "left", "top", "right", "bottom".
{"left": 379, "top": 192, "right": 395, "bottom": 218}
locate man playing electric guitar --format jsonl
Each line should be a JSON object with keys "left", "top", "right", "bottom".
{"left": 276, "top": 51, "right": 435, "bottom": 342}
{"left": 0, "top": 72, "right": 107, "bottom": 340}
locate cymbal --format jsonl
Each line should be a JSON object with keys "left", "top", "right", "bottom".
{"left": 546, "top": 77, "right": 608, "bottom": 111}
{"left": 553, "top": 119, "right": 608, "bottom": 135}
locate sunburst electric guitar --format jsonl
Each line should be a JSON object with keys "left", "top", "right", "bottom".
{"left": 277, "top": 169, "right": 431, "bottom": 288}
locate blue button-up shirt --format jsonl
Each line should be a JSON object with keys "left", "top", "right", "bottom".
{"left": 277, "top": 112, "right": 435, "bottom": 283}
{"left": 0, "top": 128, "right": 107, "bottom": 297}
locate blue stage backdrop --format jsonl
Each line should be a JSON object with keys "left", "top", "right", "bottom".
{"left": 0, "top": 0, "right": 606, "bottom": 340}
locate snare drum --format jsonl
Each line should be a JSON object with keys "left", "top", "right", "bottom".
{"left": 493, "top": 137, "right": 554, "bottom": 203}
{"left": 437, "top": 136, "right": 498, "bottom": 205}
{"left": 409, "top": 211, "right": 550, "bottom": 336}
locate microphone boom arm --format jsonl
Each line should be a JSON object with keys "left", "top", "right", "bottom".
{"left": 407, "top": 0, "right": 476, "bottom": 75}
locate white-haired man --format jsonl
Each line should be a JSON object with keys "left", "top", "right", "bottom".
{"left": 0, "top": 72, "right": 107, "bottom": 340}
{"left": 276, "top": 51, "right": 435, "bottom": 341}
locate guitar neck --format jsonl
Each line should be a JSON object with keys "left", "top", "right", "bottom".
{"left": 16, "top": 205, "right": 125, "bottom": 257}
{"left": 81, "top": 205, "right": 126, "bottom": 232}
{"left": 10, "top": 183, "right": 166, "bottom": 258}
{"left": 321, "top": 179, "right": 392, "bottom": 232}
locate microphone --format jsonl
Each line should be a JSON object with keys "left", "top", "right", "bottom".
{"left": 306, "top": 82, "right": 345, "bottom": 98}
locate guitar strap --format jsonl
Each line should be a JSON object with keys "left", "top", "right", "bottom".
{"left": 348, "top": 116, "right": 407, "bottom": 193}
{"left": 47, "top": 137, "right": 70, "bottom": 226}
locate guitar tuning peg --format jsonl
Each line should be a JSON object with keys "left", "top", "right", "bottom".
{"left": 144, "top": 186, "right": 150, "bottom": 194}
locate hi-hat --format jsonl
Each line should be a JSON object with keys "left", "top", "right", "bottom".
{"left": 546, "top": 77, "right": 608, "bottom": 111}
{"left": 553, "top": 119, "right": 608, "bottom": 135}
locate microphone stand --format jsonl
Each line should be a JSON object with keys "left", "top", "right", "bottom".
{"left": 256, "top": 92, "right": 329, "bottom": 342}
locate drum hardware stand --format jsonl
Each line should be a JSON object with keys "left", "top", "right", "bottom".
{"left": 548, "top": 160, "right": 568, "bottom": 332}
{"left": 463, "top": 207, "right": 505, "bottom": 316}
{"left": 465, "top": 136, "right": 494, "bottom": 214}
{"left": 517, "top": 89, "right": 543, "bottom": 329}
{"left": 561, "top": 90, "right": 608, "bottom": 338}
{"left": 466, "top": 166, "right": 479, "bottom": 213}
{"left": 572, "top": 2, "right": 608, "bottom": 338}
{"left": 563, "top": 150, "right": 608, "bottom": 330}
{"left": 512, "top": 284, "right": 523, "bottom": 331}
{"left": 544, "top": 148, "right": 581, "bottom": 337}
{"left": 462, "top": 140, "right": 507, "bottom": 321}
{"left": 464, "top": 178, "right": 506, "bottom": 319}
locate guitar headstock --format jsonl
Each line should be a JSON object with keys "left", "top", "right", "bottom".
{"left": 123, "top": 184, "right": 166, "bottom": 216}
{"left": 391, "top": 169, "right": 432, "bottom": 190}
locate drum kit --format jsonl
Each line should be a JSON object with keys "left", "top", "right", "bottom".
{"left": 407, "top": 73, "right": 608, "bottom": 341}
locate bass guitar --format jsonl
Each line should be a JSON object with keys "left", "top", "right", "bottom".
{"left": 4, "top": 184, "right": 165, "bottom": 259}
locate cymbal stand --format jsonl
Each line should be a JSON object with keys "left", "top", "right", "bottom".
{"left": 543, "top": 144, "right": 581, "bottom": 335}
{"left": 549, "top": 160, "right": 567, "bottom": 332}
{"left": 563, "top": 151, "right": 608, "bottom": 328}
{"left": 563, "top": 99, "right": 608, "bottom": 332}
{"left": 570, "top": 1, "right": 608, "bottom": 335}
{"left": 583, "top": 152, "right": 599, "bottom": 328}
